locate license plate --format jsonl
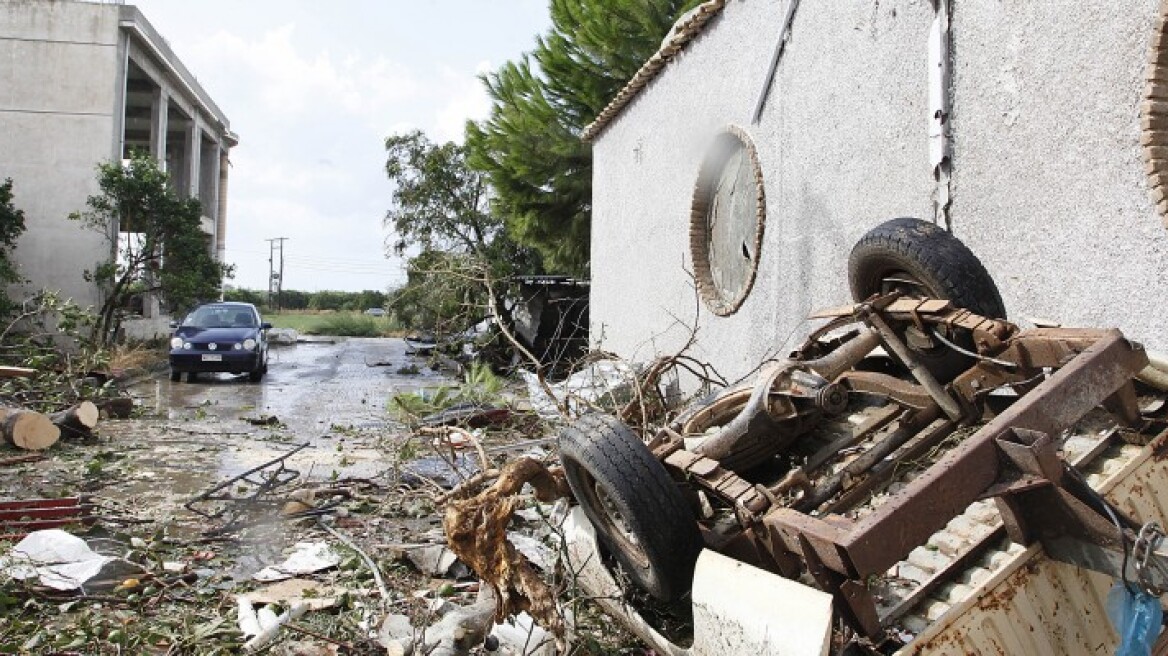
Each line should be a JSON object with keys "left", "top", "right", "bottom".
{"left": 201, "top": 354, "right": 222, "bottom": 362}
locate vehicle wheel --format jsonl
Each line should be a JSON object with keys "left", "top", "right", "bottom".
{"left": 848, "top": 217, "right": 1006, "bottom": 319}
{"left": 559, "top": 413, "right": 702, "bottom": 601}
{"left": 186, "top": 372, "right": 198, "bottom": 383}
{"left": 248, "top": 368, "right": 264, "bottom": 382}
{"left": 849, "top": 218, "right": 1007, "bottom": 382}
{"left": 170, "top": 370, "right": 181, "bottom": 382}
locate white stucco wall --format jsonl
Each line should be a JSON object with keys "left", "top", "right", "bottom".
{"left": 0, "top": 0, "right": 121, "bottom": 310}
{"left": 592, "top": 0, "right": 936, "bottom": 384}
{"left": 591, "top": 0, "right": 1168, "bottom": 387}
{"left": 949, "top": 0, "right": 1167, "bottom": 332}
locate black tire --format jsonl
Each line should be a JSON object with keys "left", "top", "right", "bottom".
{"left": 186, "top": 372, "right": 198, "bottom": 383}
{"left": 848, "top": 217, "right": 1006, "bottom": 319}
{"left": 170, "top": 370, "right": 181, "bottom": 382}
{"left": 248, "top": 368, "right": 264, "bottom": 382}
{"left": 559, "top": 413, "right": 702, "bottom": 601}
{"left": 849, "top": 218, "right": 1006, "bottom": 382}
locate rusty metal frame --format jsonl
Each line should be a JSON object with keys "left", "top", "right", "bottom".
{"left": 656, "top": 296, "right": 1154, "bottom": 640}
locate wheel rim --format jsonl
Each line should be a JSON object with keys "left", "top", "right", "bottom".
{"left": 576, "top": 469, "right": 651, "bottom": 570}
{"left": 877, "top": 269, "right": 931, "bottom": 298}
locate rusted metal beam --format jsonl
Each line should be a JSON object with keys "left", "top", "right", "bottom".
{"left": 766, "top": 330, "right": 1147, "bottom": 580}
{"left": 842, "top": 330, "right": 1146, "bottom": 577}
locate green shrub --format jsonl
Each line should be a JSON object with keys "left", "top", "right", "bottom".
{"left": 388, "top": 362, "right": 506, "bottom": 422}
{"left": 309, "top": 314, "right": 383, "bottom": 337}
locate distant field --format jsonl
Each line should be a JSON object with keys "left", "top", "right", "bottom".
{"left": 265, "top": 311, "right": 401, "bottom": 337}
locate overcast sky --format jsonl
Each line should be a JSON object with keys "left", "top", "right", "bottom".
{"left": 131, "top": 0, "right": 550, "bottom": 293}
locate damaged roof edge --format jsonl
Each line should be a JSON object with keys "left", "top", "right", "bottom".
{"left": 580, "top": 0, "right": 728, "bottom": 143}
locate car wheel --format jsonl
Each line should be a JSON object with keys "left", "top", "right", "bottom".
{"left": 170, "top": 370, "right": 181, "bottom": 382}
{"left": 848, "top": 217, "right": 1007, "bottom": 382}
{"left": 248, "top": 368, "right": 264, "bottom": 382}
{"left": 186, "top": 372, "right": 198, "bottom": 383}
{"left": 559, "top": 413, "right": 702, "bottom": 601}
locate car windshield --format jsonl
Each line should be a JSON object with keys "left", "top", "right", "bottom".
{"left": 182, "top": 306, "right": 256, "bottom": 329}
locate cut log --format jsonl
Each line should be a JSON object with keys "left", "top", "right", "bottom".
{"left": 0, "top": 366, "right": 36, "bottom": 379}
{"left": 0, "top": 408, "right": 60, "bottom": 450}
{"left": 50, "top": 401, "right": 100, "bottom": 437}
{"left": 96, "top": 397, "right": 134, "bottom": 419}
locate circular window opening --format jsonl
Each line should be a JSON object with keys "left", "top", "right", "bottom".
{"left": 690, "top": 126, "right": 766, "bottom": 316}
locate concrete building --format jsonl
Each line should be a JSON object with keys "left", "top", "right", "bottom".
{"left": 0, "top": 0, "right": 235, "bottom": 324}
{"left": 586, "top": 0, "right": 1168, "bottom": 387}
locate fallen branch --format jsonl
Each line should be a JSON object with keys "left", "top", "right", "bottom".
{"left": 437, "top": 468, "right": 501, "bottom": 505}
{"left": 0, "top": 453, "right": 45, "bottom": 467}
{"left": 50, "top": 401, "right": 99, "bottom": 438}
{"left": 0, "top": 366, "right": 35, "bottom": 379}
{"left": 317, "top": 519, "right": 389, "bottom": 602}
{"left": 443, "top": 458, "right": 571, "bottom": 650}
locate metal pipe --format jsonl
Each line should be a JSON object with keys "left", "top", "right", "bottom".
{"left": 803, "top": 327, "right": 881, "bottom": 381}
{"left": 795, "top": 404, "right": 942, "bottom": 512}
{"left": 866, "top": 311, "right": 964, "bottom": 421}
{"left": 1138, "top": 351, "right": 1168, "bottom": 391}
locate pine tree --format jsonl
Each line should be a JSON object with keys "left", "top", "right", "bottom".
{"left": 466, "top": 0, "right": 701, "bottom": 276}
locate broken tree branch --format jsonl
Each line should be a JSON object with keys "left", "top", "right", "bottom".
{"left": 443, "top": 458, "right": 571, "bottom": 650}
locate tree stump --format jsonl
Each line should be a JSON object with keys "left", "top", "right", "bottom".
{"left": 0, "top": 408, "right": 60, "bottom": 450}
{"left": 96, "top": 397, "right": 134, "bottom": 419}
{"left": 50, "top": 401, "right": 100, "bottom": 438}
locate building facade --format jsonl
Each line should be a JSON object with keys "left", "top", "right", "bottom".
{"left": 587, "top": 0, "right": 1168, "bottom": 388}
{"left": 0, "top": 0, "right": 235, "bottom": 322}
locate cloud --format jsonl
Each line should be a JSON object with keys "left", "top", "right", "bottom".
{"left": 432, "top": 62, "right": 495, "bottom": 143}
{"left": 188, "top": 25, "right": 420, "bottom": 133}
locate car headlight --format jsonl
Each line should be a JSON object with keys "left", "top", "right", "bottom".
{"left": 243, "top": 338, "right": 257, "bottom": 350}
{"left": 170, "top": 337, "right": 184, "bottom": 349}
{"left": 183, "top": 342, "right": 192, "bottom": 350}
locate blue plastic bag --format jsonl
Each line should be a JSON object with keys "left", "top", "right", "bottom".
{"left": 1107, "top": 581, "right": 1163, "bottom": 656}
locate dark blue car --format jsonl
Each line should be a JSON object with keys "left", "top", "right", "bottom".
{"left": 169, "top": 302, "right": 271, "bottom": 382}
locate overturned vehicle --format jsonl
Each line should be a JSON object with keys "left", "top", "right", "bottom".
{"left": 556, "top": 220, "right": 1168, "bottom": 654}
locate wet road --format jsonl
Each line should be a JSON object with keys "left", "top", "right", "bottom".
{"left": 139, "top": 337, "right": 444, "bottom": 438}
{"left": 89, "top": 337, "right": 452, "bottom": 517}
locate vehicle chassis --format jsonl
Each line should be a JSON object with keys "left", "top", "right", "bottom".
{"left": 644, "top": 294, "right": 1167, "bottom": 641}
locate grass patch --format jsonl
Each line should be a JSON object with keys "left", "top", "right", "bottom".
{"left": 110, "top": 342, "right": 166, "bottom": 370}
{"left": 264, "top": 311, "right": 400, "bottom": 336}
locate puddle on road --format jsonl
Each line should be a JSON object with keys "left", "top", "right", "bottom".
{"left": 71, "top": 337, "right": 456, "bottom": 511}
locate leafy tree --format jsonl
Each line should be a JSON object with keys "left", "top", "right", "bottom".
{"left": 0, "top": 179, "right": 28, "bottom": 317}
{"left": 222, "top": 287, "right": 266, "bottom": 307}
{"left": 466, "top": 0, "right": 702, "bottom": 275}
{"left": 384, "top": 131, "right": 541, "bottom": 334}
{"left": 385, "top": 131, "right": 501, "bottom": 258}
{"left": 70, "top": 153, "right": 232, "bottom": 345}
{"left": 386, "top": 249, "right": 483, "bottom": 334}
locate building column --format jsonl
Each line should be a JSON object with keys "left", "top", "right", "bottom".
{"left": 216, "top": 148, "right": 229, "bottom": 262}
{"left": 185, "top": 121, "right": 202, "bottom": 199}
{"left": 150, "top": 88, "right": 168, "bottom": 164}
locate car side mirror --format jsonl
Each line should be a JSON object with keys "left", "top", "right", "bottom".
{"left": 169, "top": 321, "right": 179, "bottom": 329}
{"left": 261, "top": 322, "right": 273, "bottom": 330}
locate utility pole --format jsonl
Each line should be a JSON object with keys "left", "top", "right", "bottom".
{"left": 265, "top": 237, "right": 288, "bottom": 311}
{"left": 277, "top": 237, "right": 287, "bottom": 311}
